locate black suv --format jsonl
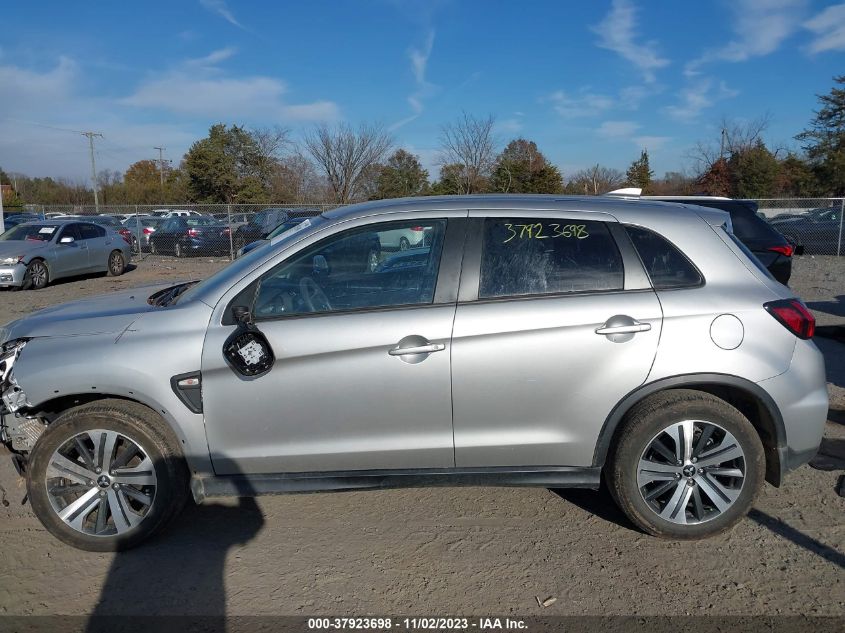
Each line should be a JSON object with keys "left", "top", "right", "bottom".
{"left": 233, "top": 208, "right": 290, "bottom": 250}
{"left": 648, "top": 197, "right": 795, "bottom": 285}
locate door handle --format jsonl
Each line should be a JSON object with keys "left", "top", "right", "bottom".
{"left": 388, "top": 343, "right": 445, "bottom": 356}
{"left": 595, "top": 322, "right": 651, "bottom": 335}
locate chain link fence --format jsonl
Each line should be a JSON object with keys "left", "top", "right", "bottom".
{"left": 9, "top": 198, "right": 845, "bottom": 258}
{"left": 754, "top": 198, "right": 845, "bottom": 257}
{"left": 15, "top": 203, "right": 340, "bottom": 260}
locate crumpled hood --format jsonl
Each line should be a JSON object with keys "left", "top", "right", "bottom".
{"left": 0, "top": 281, "right": 183, "bottom": 343}
{"left": 0, "top": 240, "right": 50, "bottom": 260}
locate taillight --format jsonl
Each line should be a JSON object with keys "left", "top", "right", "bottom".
{"left": 143, "top": 227, "right": 154, "bottom": 235}
{"left": 764, "top": 299, "right": 815, "bottom": 339}
{"left": 767, "top": 244, "right": 794, "bottom": 257}
{"left": 187, "top": 228, "right": 199, "bottom": 237}
{"left": 410, "top": 226, "right": 424, "bottom": 231}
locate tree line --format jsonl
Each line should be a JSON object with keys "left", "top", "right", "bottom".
{"left": 3, "top": 75, "right": 843, "bottom": 208}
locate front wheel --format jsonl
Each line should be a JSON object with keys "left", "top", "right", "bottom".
{"left": 607, "top": 389, "right": 764, "bottom": 539}
{"left": 174, "top": 242, "right": 183, "bottom": 258}
{"left": 26, "top": 400, "right": 189, "bottom": 551}
{"left": 22, "top": 259, "right": 49, "bottom": 290}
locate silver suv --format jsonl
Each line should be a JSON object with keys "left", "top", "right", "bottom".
{"left": 0, "top": 195, "right": 828, "bottom": 550}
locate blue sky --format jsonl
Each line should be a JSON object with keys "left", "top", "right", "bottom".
{"left": 1, "top": 0, "right": 844, "bottom": 183}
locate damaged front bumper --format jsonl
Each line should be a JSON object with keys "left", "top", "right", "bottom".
{"left": 1, "top": 338, "right": 42, "bottom": 452}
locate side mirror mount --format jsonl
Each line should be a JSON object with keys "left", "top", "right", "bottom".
{"left": 59, "top": 236, "right": 74, "bottom": 244}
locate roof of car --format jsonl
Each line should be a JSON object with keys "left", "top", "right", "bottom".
{"left": 321, "top": 194, "right": 731, "bottom": 227}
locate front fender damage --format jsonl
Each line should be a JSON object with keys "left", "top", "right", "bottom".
{"left": 1, "top": 340, "right": 44, "bottom": 453}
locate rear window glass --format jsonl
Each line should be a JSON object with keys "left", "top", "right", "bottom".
{"left": 479, "top": 219, "right": 624, "bottom": 298}
{"left": 626, "top": 226, "right": 703, "bottom": 289}
{"left": 684, "top": 200, "right": 781, "bottom": 242}
{"left": 724, "top": 230, "right": 774, "bottom": 280}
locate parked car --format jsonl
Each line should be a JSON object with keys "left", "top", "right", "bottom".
{"left": 2, "top": 214, "right": 42, "bottom": 232}
{"left": 120, "top": 216, "right": 161, "bottom": 252}
{"left": 0, "top": 195, "right": 826, "bottom": 550}
{"left": 58, "top": 215, "right": 124, "bottom": 230}
{"left": 770, "top": 206, "right": 843, "bottom": 255}
{"left": 212, "top": 212, "right": 251, "bottom": 231}
{"left": 148, "top": 216, "right": 230, "bottom": 257}
{"left": 646, "top": 196, "right": 796, "bottom": 285}
{"left": 236, "top": 217, "right": 309, "bottom": 258}
{"left": 161, "top": 210, "right": 204, "bottom": 218}
{"left": 233, "top": 208, "right": 290, "bottom": 250}
{"left": 0, "top": 219, "right": 130, "bottom": 290}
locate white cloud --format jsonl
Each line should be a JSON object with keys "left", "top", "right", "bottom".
{"left": 392, "top": 29, "right": 438, "bottom": 130}
{"left": 597, "top": 120, "right": 641, "bottom": 138}
{"left": 804, "top": 3, "right": 845, "bottom": 53}
{"left": 121, "top": 50, "right": 339, "bottom": 122}
{"left": 591, "top": 0, "right": 669, "bottom": 82}
{"left": 545, "top": 89, "right": 614, "bottom": 118}
{"left": 686, "top": 0, "right": 806, "bottom": 75}
{"left": 664, "top": 79, "right": 739, "bottom": 121}
{"left": 633, "top": 135, "right": 671, "bottom": 151}
{"left": 199, "top": 0, "right": 245, "bottom": 30}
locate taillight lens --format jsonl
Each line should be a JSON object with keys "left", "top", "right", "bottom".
{"left": 767, "top": 244, "right": 794, "bottom": 257}
{"left": 410, "top": 226, "right": 424, "bottom": 232}
{"left": 143, "top": 227, "right": 154, "bottom": 235}
{"left": 764, "top": 299, "right": 815, "bottom": 339}
{"left": 187, "top": 228, "right": 199, "bottom": 237}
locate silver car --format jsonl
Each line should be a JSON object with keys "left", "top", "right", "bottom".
{"left": 0, "top": 196, "right": 828, "bottom": 550}
{"left": 0, "top": 220, "right": 131, "bottom": 290}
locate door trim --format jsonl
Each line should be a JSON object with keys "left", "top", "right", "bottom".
{"left": 191, "top": 465, "right": 600, "bottom": 502}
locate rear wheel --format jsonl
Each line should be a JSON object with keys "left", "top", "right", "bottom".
{"left": 608, "top": 390, "right": 764, "bottom": 539}
{"left": 22, "top": 259, "right": 49, "bottom": 290}
{"left": 174, "top": 242, "right": 183, "bottom": 258}
{"left": 26, "top": 400, "right": 189, "bottom": 551}
{"left": 399, "top": 237, "right": 410, "bottom": 251}
{"left": 150, "top": 240, "right": 158, "bottom": 255}
{"left": 107, "top": 250, "right": 125, "bottom": 276}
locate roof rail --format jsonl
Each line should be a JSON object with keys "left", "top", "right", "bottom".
{"left": 605, "top": 187, "right": 641, "bottom": 197}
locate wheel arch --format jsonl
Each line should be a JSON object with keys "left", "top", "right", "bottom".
{"left": 594, "top": 373, "right": 786, "bottom": 486}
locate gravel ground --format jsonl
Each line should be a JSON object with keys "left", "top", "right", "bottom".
{"left": 0, "top": 254, "right": 842, "bottom": 617}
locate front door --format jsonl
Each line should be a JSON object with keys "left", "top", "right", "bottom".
{"left": 451, "top": 214, "right": 663, "bottom": 468}
{"left": 201, "top": 216, "right": 465, "bottom": 475}
{"left": 53, "top": 223, "right": 89, "bottom": 275}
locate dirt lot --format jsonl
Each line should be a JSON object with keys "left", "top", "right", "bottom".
{"left": 0, "top": 255, "right": 842, "bottom": 617}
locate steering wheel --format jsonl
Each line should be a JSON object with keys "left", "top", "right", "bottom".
{"left": 299, "top": 276, "right": 332, "bottom": 312}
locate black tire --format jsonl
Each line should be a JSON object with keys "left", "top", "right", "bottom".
{"left": 22, "top": 259, "right": 49, "bottom": 290}
{"left": 366, "top": 249, "right": 379, "bottom": 272}
{"left": 150, "top": 240, "right": 158, "bottom": 255}
{"left": 399, "top": 237, "right": 410, "bottom": 251}
{"left": 131, "top": 236, "right": 140, "bottom": 254}
{"left": 107, "top": 250, "right": 125, "bottom": 276}
{"left": 607, "top": 389, "right": 764, "bottom": 540}
{"left": 26, "top": 399, "right": 189, "bottom": 551}
{"left": 174, "top": 242, "right": 183, "bottom": 258}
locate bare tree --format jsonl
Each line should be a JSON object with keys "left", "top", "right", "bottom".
{"left": 270, "top": 151, "right": 330, "bottom": 203}
{"left": 438, "top": 112, "right": 497, "bottom": 193}
{"left": 567, "top": 164, "right": 624, "bottom": 195}
{"left": 687, "top": 114, "right": 772, "bottom": 174}
{"left": 304, "top": 122, "right": 393, "bottom": 204}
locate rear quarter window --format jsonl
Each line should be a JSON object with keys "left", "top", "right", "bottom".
{"left": 625, "top": 226, "right": 703, "bottom": 289}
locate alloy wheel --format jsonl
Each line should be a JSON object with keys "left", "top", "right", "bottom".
{"left": 29, "top": 261, "right": 48, "bottom": 289}
{"left": 109, "top": 252, "right": 124, "bottom": 275}
{"left": 637, "top": 419, "right": 745, "bottom": 525}
{"left": 45, "top": 429, "right": 157, "bottom": 537}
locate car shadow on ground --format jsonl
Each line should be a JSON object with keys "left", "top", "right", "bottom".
{"left": 748, "top": 509, "right": 845, "bottom": 570}
{"left": 807, "top": 295, "right": 845, "bottom": 319}
{"left": 549, "top": 484, "right": 640, "bottom": 533}
{"left": 0, "top": 265, "right": 140, "bottom": 292}
{"left": 87, "top": 466, "right": 263, "bottom": 630}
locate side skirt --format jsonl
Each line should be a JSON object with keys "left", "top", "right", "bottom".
{"left": 191, "top": 466, "right": 600, "bottom": 503}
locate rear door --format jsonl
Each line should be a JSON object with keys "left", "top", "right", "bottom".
{"left": 451, "top": 212, "right": 662, "bottom": 468}
{"left": 77, "top": 223, "right": 109, "bottom": 271}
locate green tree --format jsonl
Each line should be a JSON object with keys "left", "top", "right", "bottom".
{"left": 184, "top": 124, "right": 270, "bottom": 203}
{"left": 729, "top": 141, "right": 780, "bottom": 198}
{"left": 429, "top": 163, "right": 468, "bottom": 195}
{"left": 697, "top": 158, "right": 733, "bottom": 196}
{"left": 372, "top": 149, "right": 429, "bottom": 199}
{"left": 624, "top": 150, "right": 654, "bottom": 193}
{"left": 775, "top": 154, "right": 819, "bottom": 197}
{"left": 490, "top": 139, "right": 563, "bottom": 193}
{"left": 796, "top": 75, "right": 845, "bottom": 195}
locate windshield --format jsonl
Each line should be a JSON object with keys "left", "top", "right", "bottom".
{"left": 178, "top": 214, "right": 327, "bottom": 304}
{"left": 267, "top": 219, "right": 307, "bottom": 239}
{"left": 0, "top": 224, "right": 59, "bottom": 242}
{"left": 185, "top": 217, "right": 223, "bottom": 227}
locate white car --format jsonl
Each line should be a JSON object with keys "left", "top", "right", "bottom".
{"left": 379, "top": 225, "right": 427, "bottom": 250}
{"left": 161, "top": 210, "right": 204, "bottom": 218}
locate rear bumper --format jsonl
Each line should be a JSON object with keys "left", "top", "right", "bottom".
{"left": 757, "top": 338, "right": 829, "bottom": 477}
{"left": 0, "top": 264, "right": 26, "bottom": 287}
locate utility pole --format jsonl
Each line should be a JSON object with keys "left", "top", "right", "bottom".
{"left": 719, "top": 127, "right": 727, "bottom": 161}
{"left": 82, "top": 131, "right": 103, "bottom": 213}
{"left": 154, "top": 146, "right": 166, "bottom": 194}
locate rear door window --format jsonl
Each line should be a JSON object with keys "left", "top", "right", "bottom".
{"left": 479, "top": 218, "right": 624, "bottom": 298}
{"left": 625, "top": 226, "right": 703, "bottom": 289}
{"left": 77, "top": 224, "right": 101, "bottom": 240}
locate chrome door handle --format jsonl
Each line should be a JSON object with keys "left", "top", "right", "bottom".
{"left": 595, "top": 322, "right": 651, "bottom": 335}
{"left": 388, "top": 343, "right": 445, "bottom": 356}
